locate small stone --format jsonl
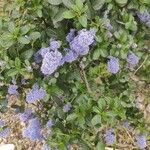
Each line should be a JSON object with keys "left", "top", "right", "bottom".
{"left": 146, "top": 104, "right": 150, "bottom": 113}
{"left": 0, "top": 144, "right": 15, "bottom": 150}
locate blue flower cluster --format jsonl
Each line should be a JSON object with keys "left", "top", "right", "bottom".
{"left": 34, "top": 29, "right": 96, "bottom": 75}
{"left": 69, "top": 29, "right": 96, "bottom": 56}
{"left": 41, "top": 50, "right": 63, "bottom": 75}
{"left": 26, "top": 83, "right": 46, "bottom": 103}
{"left": 19, "top": 109, "right": 34, "bottom": 122}
{"left": 0, "top": 128, "right": 10, "bottom": 138}
{"left": 8, "top": 84, "right": 18, "bottom": 95}
{"left": 63, "top": 103, "right": 72, "bottom": 113}
{"left": 104, "top": 129, "right": 115, "bottom": 145}
{"left": 22, "top": 118, "right": 43, "bottom": 141}
{"left": 0, "top": 119, "right": 5, "bottom": 127}
{"left": 107, "top": 52, "right": 139, "bottom": 74}
{"left": 136, "top": 135, "right": 147, "bottom": 149}
{"left": 107, "top": 57, "right": 120, "bottom": 74}
{"left": 0, "top": 119, "right": 10, "bottom": 138}
{"left": 127, "top": 52, "right": 139, "bottom": 66}
{"left": 137, "top": 10, "right": 150, "bottom": 28}
{"left": 46, "top": 119, "right": 54, "bottom": 128}
{"left": 42, "top": 144, "right": 51, "bottom": 150}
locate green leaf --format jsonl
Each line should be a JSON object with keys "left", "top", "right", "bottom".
{"left": 96, "top": 142, "right": 105, "bottom": 150}
{"left": 48, "top": 0, "right": 62, "bottom": 5}
{"left": 53, "top": 8, "right": 66, "bottom": 24}
{"left": 0, "top": 33, "right": 14, "bottom": 48}
{"left": 8, "top": 22, "right": 15, "bottom": 33}
{"left": 30, "top": 32, "right": 41, "bottom": 40}
{"left": 0, "top": 19, "right": 2, "bottom": 30}
{"left": 21, "top": 49, "right": 34, "bottom": 59}
{"left": 15, "top": 57, "right": 21, "bottom": 69}
{"left": 7, "top": 69, "right": 18, "bottom": 77}
{"left": 98, "top": 98, "right": 106, "bottom": 111}
{"left": 63, "top": 10, "right": 75, "bottom": 19}
{"left": 91, "top": 115, "right": 101, "bottom": 126}
{"left": 75, "top": 0, "right": 83, "bottom": 10}
{"left": 139, "top": 0, "right": 150, "bottom": 4}
{"left": 125, "top": 22, "right": 137, "bottom": 31}
{"left": 92, "top": 49, "right": 101, "bottom": 60}
{"left": 20, "top": 25, "right": 30, "bottom": 35}
{"left": 92, "top": 0, "right": 105, "bottom": 10}
{"left": 36, "top": 9, "right": 42, "bottom": 18}
{"left": 115, "top": 0, "right": 128, "bottom": 6}
{"left": 66, "top": 113, "right": 77, "bottom": 121}
{"left": 18, "top": 36, "right": 30, "bottom": 44}
{"left": 78, "top": 15, "right": 87, "bottom": 27}
{"left": 62, "top": 0, "right": 74, "bottom": 8}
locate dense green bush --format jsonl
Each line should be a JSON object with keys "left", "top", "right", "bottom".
{"left": 0, "top": 0, "right": 150, "bottom": 149}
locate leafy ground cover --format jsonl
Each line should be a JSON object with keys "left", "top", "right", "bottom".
{"left": 0, "top": 0, "right": 150, "bottom": 149}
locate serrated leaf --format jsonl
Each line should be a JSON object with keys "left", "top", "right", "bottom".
{"left": 21, "top": 25, "right": 30, "bottom": 35}
{"left": 30, "top": 32, "right": 41, "bottom": 40}
{"left": 98, "top": 98, "right": 106, "bottom": 110}
{"left": 115, "top": 0, "right": 128, "bottom": 6}
{"left": 139, "top": 0, "right": 150, "bottom": 4}
{"left": 92, "top": 49, "right": 101, "bottom": 60}
{"left": 78, "top": 15, "right": 87, "bottom": 27}
{"left": 53, "top": 8, "right": 66, "bottom": 24}
{"left": 66, "top": 113, "right": 77, "bottom": 121}
{"left": 48, "top": 0, "right": 62, "bottom": 5}
{"left": 15, "top": 57, "right": 21, "bottom": 68}
{"left": 21, "top": 49, "right": 34, "bottom": 59}
{"left": 91, "top": 115, "right": 101, "bottom": 126}
{"left": 7, "top": 69, "right": 18, "bottom": 77}
{"left": 18, "top": 36, "right": 30, "bottom": 44}
{"left": 63, "top": 10, "right": 75, "bottom": 19}
{"left": 62, "top": 0, "right": 74, "bottom": 8}
{"left": 36, "top": 9, "right": 42, "bottom": 17}
{"left": 92, "top": 0, "right": 105, "bottom": 10}
{"left": 8, "top": 22, "right": 15, "bottom": 33}
{"left": 75, "top": 0, "right": 83, "bottom": 10}
{"left": 0, "top": 33, "right": 14, "bottom": 48}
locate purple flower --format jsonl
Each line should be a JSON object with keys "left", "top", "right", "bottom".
{"left": 0, "top": 128, "right": 10, "bottom": 138}
{"left": 105, "top": 22, "right": 113, "bottom": 30}
{"left": 107, "top": 31, "right": 113, "bottom": 38}
{"left": 136, "top": 135, "right": 147, "bottom": 149}
{"left": 104, "top": 129, "right": 115, "bottom": 145}
{"left": 42, "top": 144, "right": 51, "bottom": 150}
{"left": 70, "top": 29, "right": 96, "bottom": 56}
{"left": 137, "top": 10, "right": 150, "bottom": 28}
{"left": 63, "top": 103, "right": 72, "bottom": 113}
{"left": 107, "top": 57, "right": 120, "bottom": 74}
{"left": 123, "top": 120, "right": 130, "bottom": 129}
{"left": 34, "top": 51, "right": 43, "bottom": 64}
{"left": 22, "top": 118, "right": 42, "bottom": 141}
{"left": 66, "top": 29, "right": 76, "bottom": 43}
{"left": 127, "top": 52, "right": 139, "bottom": 65}
{"left": 63, "top": 49, "right": 78, "bottom": 63}
{"left": 41, "top": 51, "right": 62, "bottom": 75}
{"left": 49, "top": 39, "right": 61, "bottom": 51}
{"left": 46, "top": 119, "right": 54, "bottom": 128}
{"left": 70, "top": 41, "right": 89, "bottom": 56}
{"left": 39, "top": 47, "right": 50, "bottom": 58}
{"left": 0, "top": 119, "right": 5, "bottom": 127}
{"left": 19, "top": 109, "right": 34, "bottom": 122}
{"left": 26, "top": 83, "right": 46, "bottom": 103}
{"left": 8, "top": 84, "right": 18, "bottom": 95}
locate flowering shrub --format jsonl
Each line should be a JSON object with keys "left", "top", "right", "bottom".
{"left": 0, "top": 0, "right": 150, "bottom": 149}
